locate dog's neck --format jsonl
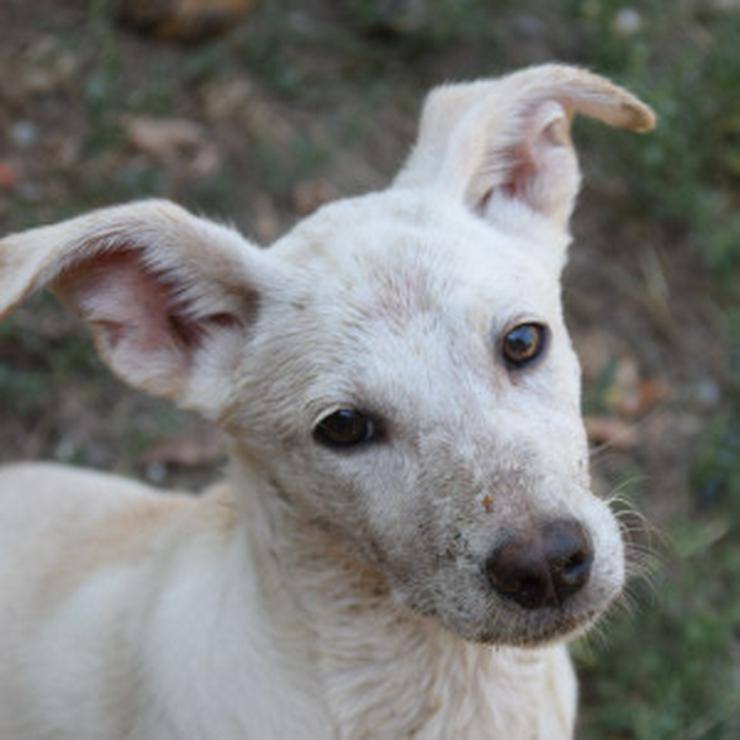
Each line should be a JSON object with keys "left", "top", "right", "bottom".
{"left": 222, "top": 450, "right": 565, "bottom": 738}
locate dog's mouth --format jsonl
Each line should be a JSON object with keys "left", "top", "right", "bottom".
{"left": 466, "top": 606, "right": 600, "bottom": 648}
{"left": 499, "top": 608, "right": 600, "bottom": 647}
{"left": 421, "top": 586, "right": 608, "bottom": 648}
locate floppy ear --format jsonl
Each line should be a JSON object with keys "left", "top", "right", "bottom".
{"left": 0, "top": 200, "right": 280, "bottom": 417}
{"left": 395, "top": 64, "right": 656, "bottom": 229}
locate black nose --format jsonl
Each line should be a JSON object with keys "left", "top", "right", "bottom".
{"left": 485, "top": 519, "right": 593, "bottom": 610}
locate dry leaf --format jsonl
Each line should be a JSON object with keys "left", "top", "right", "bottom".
{"left": 123, "top": 116, "right": 221, "bottom": 175}
{"left": 292, "top": 179, "right": 339, "bottom": 216}
{"left": 584, "top": 415, "right": 639, "bottom": 450}
{"left": 614, "top": 379, "right": 672, "bottom": 418}
{"left": 119, "top": 0, "right": 256, "bottom": 42}
{"left": 0, "top": 162, "right": 18, "bottom": 190}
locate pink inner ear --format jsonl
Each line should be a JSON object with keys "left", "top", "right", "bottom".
{"left": 505, "top": 103, "right": 567, "bottom": 192}
{"left": 490, "top": 101, "right": 579, "bottom": 224}
{"left": 56, "top": 249, "right": 200, "bottom": 358}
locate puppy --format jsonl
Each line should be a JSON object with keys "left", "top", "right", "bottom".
{"left": 0, "top": 65, "right": 654, "bottom": 739}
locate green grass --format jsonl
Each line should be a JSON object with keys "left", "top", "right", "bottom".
{"left": 565, "top": 0, "right": 740, "bottom": 283}
{"left": 576, "top": 483, "right": 740, "bottom": 739}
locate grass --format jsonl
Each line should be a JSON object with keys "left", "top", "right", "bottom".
{"left": 569, "top": 1, "right": 740, "bottom": 285}
{"left": 575, "top": 473, "right": 740, "bottom": 739}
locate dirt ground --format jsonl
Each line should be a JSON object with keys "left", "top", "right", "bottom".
{"left": 0, "top": 1, "right": 738, "bottom": 737}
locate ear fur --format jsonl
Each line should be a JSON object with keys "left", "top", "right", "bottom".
{"left": 395, "top": 64, "right": 656, "bottom": 229}
{"left": 0, "top": 200, "right": 277, "bottom": 415}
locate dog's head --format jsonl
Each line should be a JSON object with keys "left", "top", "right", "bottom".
{"left": 0, "top": 65, "right": 654, "bottom": 646}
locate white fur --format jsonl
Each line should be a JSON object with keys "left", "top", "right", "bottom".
{"left": 0, "top": 65, "right": 654, "bottom": 739}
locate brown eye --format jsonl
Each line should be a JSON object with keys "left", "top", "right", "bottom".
{"left": 314, "top": 409, "right": 377, "bottom": 448}
{"left": 502, "top": 323, "right": 547, "bottom": 368}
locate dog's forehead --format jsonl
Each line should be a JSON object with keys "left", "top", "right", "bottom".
{"left": 271, "top": 191, "right": 563, "bottom": 318}
{"left": 258, "top": 192, "right": 572, "bottom": 420}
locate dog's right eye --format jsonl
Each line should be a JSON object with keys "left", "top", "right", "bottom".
{"left": 313, "top": 409, "right": 377, "bottom": 449}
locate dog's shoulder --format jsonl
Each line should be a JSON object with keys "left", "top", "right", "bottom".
{"left": 0, "top": 461, "right": 188, "bottom": 524}
{"left": 0, "top": 463, "right": 193, "bottom": 604}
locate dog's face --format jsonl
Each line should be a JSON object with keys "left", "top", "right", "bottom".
{"left": 225, "top": 190, "right": 623, "bottom": 645}
{"left": 0, "top": 65, "right": 654, "bottom": 647}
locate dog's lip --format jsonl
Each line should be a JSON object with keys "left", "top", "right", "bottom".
{"left": 515, "top": 609, "right": 600, "bottom": 647}
{"left": 475, "top": 607, "right": 601, "bottom": 648}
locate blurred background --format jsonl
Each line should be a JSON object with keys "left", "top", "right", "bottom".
{"left": 0, "top": 0, "right": 738, "bottom": 737}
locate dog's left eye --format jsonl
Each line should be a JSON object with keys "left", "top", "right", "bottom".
{"left": 313, "top": 409, "right": 377, "bottom": 448}
{"left": 501, "top": 323, "right": 547, "bottom": 368}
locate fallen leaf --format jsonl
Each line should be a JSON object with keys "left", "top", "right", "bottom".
{"left": 584, "top": 416, "right": 639, "bottom": 450}
{"left": 119, "top": 0, "right": 257, "bottom": 42}
{"left": 292, "top": 179, "right": 339, "bottom": 216}
{"left": 18, "top": 37, "right": 79, "bottom": 95}
{"left": 123, "top": 115, "right": 221, "bottom": 175}
{"left": 125, "top": 116, "right": 200, "bottom": 155}
{"left": 0, "top": 162, "right": 17, "bottom": 190}
{"left": 614, "top": 379, "right": 672, "bottom": 418}
{"left": 201, "top": 78, "right": 254, "bottom": 123}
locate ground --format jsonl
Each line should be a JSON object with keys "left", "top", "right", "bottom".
{"left": 0, "top": 1, "right": 738, "bottom": 737}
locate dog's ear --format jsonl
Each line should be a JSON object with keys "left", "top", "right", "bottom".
{"left": 0, "top": 200, "right": 281, "bottom": 417}
{"left": 395, "top": 64, "right": 655, "bottom": 230}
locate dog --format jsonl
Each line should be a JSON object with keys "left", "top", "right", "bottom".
{"left": 0, "top": 64, "right": 654, "bottom": 739}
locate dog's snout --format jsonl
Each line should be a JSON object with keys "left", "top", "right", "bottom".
{"left": 485, "top": 519, "right": 593, "bottom": 610}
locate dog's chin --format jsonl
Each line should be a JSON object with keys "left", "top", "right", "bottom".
{"left": 479, "top": 609, "right": 600, "bottom": 648}
{"left": 394, "top": 577, "right": 620, "bottom": 648}
{"left": 429, "top": 574, "right": 626, "bottom": 648}
{"left": 435, "top": 605, "right": 605, "bottom": 649}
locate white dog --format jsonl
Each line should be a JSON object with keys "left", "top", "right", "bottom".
{"left": 0, "top": 65, "right": 654, "bottom": 739}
